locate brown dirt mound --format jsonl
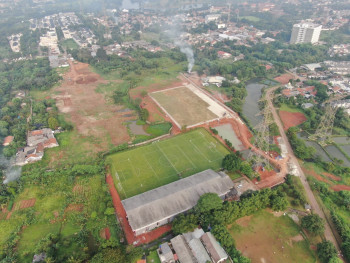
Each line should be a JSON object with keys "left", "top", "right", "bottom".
{"left": 76, "top": 76, "right": 97, "bottom": 84}
{"left": 323, "top": 172, "right": 341, "bottom": 181}
{"left": 20, "top": 198, "right": 36, "bottom": 209}
{"left": 279, "top": 111, "right": 307, "bottom": 131}
{"left": 331, "top": 185, "right": 350, "bottom": 191}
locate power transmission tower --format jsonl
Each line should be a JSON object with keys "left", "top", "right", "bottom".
{"left": 309, "top": 103, "right": 338, "bottom": 146}
{"left": 247, "top": 99, "right": 274, "bottom": 169}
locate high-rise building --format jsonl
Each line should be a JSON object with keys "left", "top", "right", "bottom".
{"left": 290, "top": 22, "right": 322, "bottom": 44}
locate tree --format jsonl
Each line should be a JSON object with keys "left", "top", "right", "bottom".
{"left": 172, "top": 214, "right": 199, "bottom": 235}
{"left": 140, "top": 90, "right": 147, "bottom": 98}
{"left": 90, "top": 248, "right": 126, "bottom": 263}
{"left": 270, "top": 193, "right": 288, "bottom": 211}
{"left": 301, "top": 214, "right": 325, "bottom": 235}
{"left": 211, "top": 224, "right": 234, "bottom": 249}
{"left": 328, "top": 257, "right": 342, "bottom": 263}
{"left": 195, "top": 193, "right": 223, "bottom": 214}
{"left": 317, "top": 241, "right": 337, "bottom": 263}
{"left": 48, "top": 117, "right": 59, "bottom": 130}
{"left": 222, "top": 153, "right": 242, "bottom": 172}
{"left": 342, "top": 241, "right": 350, "bottom": 262}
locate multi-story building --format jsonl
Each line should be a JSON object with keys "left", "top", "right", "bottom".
{"left": 290, "top": 22, "right": 322, "bottom": 44}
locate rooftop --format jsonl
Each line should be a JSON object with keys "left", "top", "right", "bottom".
{"left": 122, "top": 169, "right": 234, "bottom": 232}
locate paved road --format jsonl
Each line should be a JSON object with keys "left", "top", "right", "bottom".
{"left": 265, "top": 86, "right": 340, "bottom": 251}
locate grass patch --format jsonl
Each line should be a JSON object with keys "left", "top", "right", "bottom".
{"left": 279, "top": 104, "right": 304, "bottom": 113}
{"left": 107, "top": 128, "right": 230, "bottom": 199}
{"left": 60, "top": 39, "right": 79, "bottom": 50}
{"left": 147, "top": 250, "right": 161, "bottom": 263}
{"left": 228, "top": 210, "right": 316, "bottom": 263}
{"left": 17, "top": 223, "right": 60, "bottom": 259}
{"left": 226, "top": 171, "right": 242, "bottom": 180}
{"left": 146, "top": 122, "right": 172, "bottom": 137}
{"left": 240, "top": 16, "right": 261, "bottom": 22}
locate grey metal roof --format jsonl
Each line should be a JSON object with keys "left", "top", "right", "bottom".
{"left": 171, "top": 235, "right": 196, "bottom": 263}
{"left": 122, "top": 169, "right": 234, "bottom": 231}
{"left": 160, "top": 243, "right": 174, "bottom": 262}
{"left": 188, "top": 238, "right": 211, "bottom": 263}
{"left": 201, "top": 232, "right": 228, "bottom": 263}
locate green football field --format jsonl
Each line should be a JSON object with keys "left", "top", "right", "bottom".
{"left": 107, "top": 128, "right": 230, "bottom": 199}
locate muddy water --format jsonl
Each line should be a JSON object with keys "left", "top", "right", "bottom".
{"left": 325, "top": 145, "right": 350, "bottom": 167}
{"left": 215, "top": 124, "right": 245, "bottom": 150}
{"left": 128, "top": 121, "right": 150, "bottom": 136}
{"left": 242, "top": 82, "right": 265, "bottom": 127}
{"left": 296, "top": 132, "right": 332, "bottom": 162}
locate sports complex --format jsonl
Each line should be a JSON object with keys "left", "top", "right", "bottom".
{"left": 107, "top": 129, "right": 230, "bottom": 199}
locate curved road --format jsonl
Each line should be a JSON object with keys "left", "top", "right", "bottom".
{"left": 265, "top": 86, "right": 340, "bottom": 251}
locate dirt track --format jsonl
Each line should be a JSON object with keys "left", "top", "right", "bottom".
{"left": 266, "top": 86, "right": 341, "bottom": 252}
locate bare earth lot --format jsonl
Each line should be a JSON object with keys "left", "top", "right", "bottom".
{"left": 228, "top": 210, "right": 316, "bottom": 263}
{"left": 150, "top": 84, "right": 228, "bottom": 128}
{"left": 53, "top": 61, "right": 134, "bottom": 151}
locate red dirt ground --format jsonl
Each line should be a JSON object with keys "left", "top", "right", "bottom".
{"left": 323, "top": 172, "right": 341, "bottom": 182}
{"left": 279, "top": 111, "right": 307, "bottom": 131}
{"left": 20, "top": 198, "right": 36, "bottom": 209}
{"left": 274, "top": 73, "right": 295, "bottom": 85}
{"left": 302, "top": 167, "right": 333, "bottom": 185}
{"left": 106, "top": 174, "right": 171, "bottom": 245}
{"left": 331, "top": 185, "right": 350, "bottom": 191}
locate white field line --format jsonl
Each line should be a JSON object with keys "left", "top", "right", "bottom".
{"left": 155, "top": 142, "right": 179, "bottom": 173}
{"left": 149, "top": 94, "right": 181, "bottom": 129}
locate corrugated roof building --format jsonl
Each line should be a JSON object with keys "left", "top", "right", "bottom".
{"left": 122, "top": 169, "right": 234, "bottom": 235}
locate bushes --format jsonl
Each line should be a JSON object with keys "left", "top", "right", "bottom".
{"left": 301, "top": 214, "right": 325, "bottom": 235}
{"left": 316, "top": 241, "right": 337, "bottom": 263}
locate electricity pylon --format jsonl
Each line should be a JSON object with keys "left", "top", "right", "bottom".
{"left": 309, "top": 103, "right": 338, "bottom": 146}
{"left": 247, "top": 99, "right": 274, "bottom": 169}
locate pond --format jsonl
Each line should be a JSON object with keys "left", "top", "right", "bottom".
{"left": 215, "top": 124, "right": 245, "bottom": 150}
{"left": 340, "top": 145, "right": 350, "bottom": 156}
{"left": 242, "top": 82, "right": 266, "bottom": 127}
{"left": 325, "top": 145, "right": 350, "bottom": 167}
{"left": 332, "top": 136, "right": 350, "bottom": 145}
{"left": 128, "top": 121, "right": 149, "bottom": 136}
{"left": 297, "top": 133, "right": 332, "bottom": 162}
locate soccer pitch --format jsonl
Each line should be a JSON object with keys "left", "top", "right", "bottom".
{"left": 107, "top": 129, "right": 230, "bottom": 199}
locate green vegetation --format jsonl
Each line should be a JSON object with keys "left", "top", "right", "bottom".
{"left": 317, "top": 241, "right": 338, "bottom": 263}
{"left": 222, "top": 153, "right": 254, "bottom": 179}
{"left": 240, "top": 16, "right": 260, "bottom": 22}
{"left": 0, "top": 58, "right": 62, "bottom": 156}
{"left": 60, "top": 39, "right": 79, "bottom": 50}
{"left": 301, "top": 214, "right": 325, "bottom": 235}
{"left": 147, "top": 250, "right": 161, "bottom": 263}
{"left": 287, "top": 127, "right": 316, "bottom": 160}
{"left": 107, "top": 128, "right": 229, "bottom": 199}
{"left": 0, "top": 160, "right": 123, "bottom": 262}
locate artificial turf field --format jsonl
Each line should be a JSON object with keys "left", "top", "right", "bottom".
{"left": 107, "top": 128, "right": 230, "bottom": 199}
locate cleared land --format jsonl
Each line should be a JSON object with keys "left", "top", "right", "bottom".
{"left": 228, "top": 210, "right": 316, "bottom": 263}
{"left": 150, "top": 85, "right": 228, "bottom": 128}
{"left": 107, "top": 128, "right": 229, "bottom": 199}
{"left": 51, "top": 61, "right": 134, "bottom": 156}
{"left": 279, "top": 111, "right": 307, "bottom": 131}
